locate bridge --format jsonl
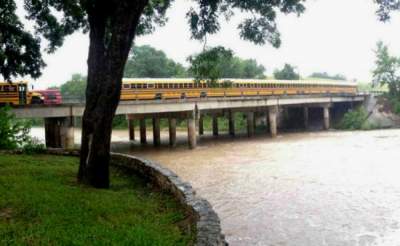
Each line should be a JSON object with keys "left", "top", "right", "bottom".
{"left": 11, "top": 94, "right": 366, "bottom": 149}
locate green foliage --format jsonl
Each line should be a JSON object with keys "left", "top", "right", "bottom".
{"left": 188, "top": 46, "right": 266, "bottom": 85}
{"left": 393, "top": 100, "right": 400, "bottom": 115}
{"left": 339, "top": 108, "right": 372, "bottom": 130}
{"left": 372, "top": 41, "right": 400, "bottom": 99}
{"left": 0, "top": 106, "right": 31, "bottom": 150}
{"left": 124, "top": 45, "right": 188, "bottom": 78}
{"left": 187, "top": 0, "right": 305, "bottom": 46}
{"left": 375, "top": 0, "right": 400, "bottom": 21}
{"left": 21, "top": 137, "right": 46, "bottom": 154}
{"left": 273, "top": 64, "right": 300, "bottom": 80}
{"left": 1, "top": 0, "right": 305, "bottom": 81}
{"left": 188, "top": 46, "right": 234, "bottom": 85}
{"left": 60, "top": 74, "right": 87, "bottom": 100}
{"left": 0, "top": 0, "right": 44, "bottom": 81}
{"left": 218, "top": 57, "right": 266, "bottom": 79}
{"left": 309, "top": 72, "right": 346, "bottom": 81}
{"left": 112, "top": 115, "right": 128, "bottom": 129}
{"left": 0, "top": 154, "right": 193, "bottom": 245}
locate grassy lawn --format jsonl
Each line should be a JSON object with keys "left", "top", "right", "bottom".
{"left": 0, "top": 154, "right": 193, "bottom": 245}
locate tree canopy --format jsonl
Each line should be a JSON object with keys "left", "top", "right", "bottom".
{"left": 60, "top": 74, "right": 87, "bottom": 101}
{"left": 0, "top": 0, "right": 44, "bottom": 81}
{"left": 372, "top": 41, "right": 400, "bottom": 98}
{"left": 124, "top": 45, "right": 187, "bottom": 78}
{"left": 188, "top": 46, "right": 234, "bottom": 84}
{"left": 1, "top": 0, "right": 307, "bottom": 188}
{"left": 309, "top": 72, "right": 346, "bottom": 81}
{"left": 188, "top": 46, "right": 266, "bottom": 84}
{"left": 273, "top": 63, "right": 300, "bottom": 80}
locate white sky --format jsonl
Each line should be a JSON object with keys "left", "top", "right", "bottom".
{"left": 13, "top": 0, "right": 400, "bottom": 89}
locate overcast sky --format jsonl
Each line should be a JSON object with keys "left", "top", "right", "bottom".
{"left": 14, "top": 0, "right": 400, "bottom": 89}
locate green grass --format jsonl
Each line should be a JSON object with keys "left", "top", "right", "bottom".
{"left": 0, "top": 154, "right": 193, "bottom": 246}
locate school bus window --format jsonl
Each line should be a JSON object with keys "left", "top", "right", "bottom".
{"left": 123, "top": 84, "right": 130, "bottom": 89}
{"left": 130, "top": 84, "right": 136, "bottom": 89}
{"left": 148, "top": 84, "right": 154, "bottom": 89}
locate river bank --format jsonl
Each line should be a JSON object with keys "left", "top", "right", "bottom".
{"left": 0, "top": 154, "right": 193, "bottom": 245}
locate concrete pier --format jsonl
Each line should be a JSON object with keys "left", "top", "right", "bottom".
{"left": 152, "top": 117, "right": 161, "bottom": 147}
{"left": 128, "top": 118, "right": 135, "bottom": 141}
{"left": 168, "top": 118, "right": 177, "bottom": 147}
{"left": 269, "top": 106, "right": 278, "bottom": 138}
{"left": 199, "top": 115, "right": 204, "bottom": 135}
{"left": 188, "top": 112, "right": 197, "bottom": 149}
{"left": 140, "top": 118, "right": 147, "bottom": 144}
{"left": 304, "top": 107, "right": 309, "bottom": 129}
{"left": 264, "top": 110, "right": 269, "bottom": 134}
{"left": 228, "top": 110, "right": 235, "bottom": 136}
{"left": 247, "top": 112, "right": 255, "bottom": 137}
{"left": 323, "top": 106, "right": 330, "bottom": 130}
{"left": 44, "top": 117, "right": 74, "bottom": 149}
{"left": 212, "top": 115, "right": 218, "bottom": 136}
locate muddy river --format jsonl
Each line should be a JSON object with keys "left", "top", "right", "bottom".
{"left": 31, "top": 128, "right": 400, "bottom": 245}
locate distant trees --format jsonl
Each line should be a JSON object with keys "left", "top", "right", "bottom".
{"left": 124, "top": 45, "right": 187, "bottom": 78}
{"left": 222, "top": 57, "right": 266, "bottom": 79}
{"left": 188, "top": 46, "right": 234, "bottom": 84}
{"left": 188, "top": 46, "right": 266, "bottom": 85}
{"left": 309, "top": 72, "right": 346, "bottom": 80}
{"left": 60, "top": 74, "right": 87, "bottom": 101}
{"left": 273, "top": 64, "right": 300, "bottom": 80}
{"left": 372, "top": 41, "right": 400, "bottom": 99}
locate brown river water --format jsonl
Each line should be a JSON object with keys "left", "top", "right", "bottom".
{"left": 30, "top": 128, "right": 400, "bottom": 245}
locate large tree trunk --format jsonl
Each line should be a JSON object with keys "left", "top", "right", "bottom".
{"left": 78, "top": 1, "right": 148, "bottom": 188}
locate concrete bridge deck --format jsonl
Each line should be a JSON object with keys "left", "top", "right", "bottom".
{"left": 11, "top": 94, "right": 367, "bottom": 150}
{"left": 12, "top": 94, "right": 365, "bottom": 118}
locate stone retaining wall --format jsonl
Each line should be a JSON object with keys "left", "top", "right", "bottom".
{"left": 110, "top": 153, "right": 227, "bottom": 246}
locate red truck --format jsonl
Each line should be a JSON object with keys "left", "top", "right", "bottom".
{"left": 35, "top": 89, "right": 62, "bottom": 105}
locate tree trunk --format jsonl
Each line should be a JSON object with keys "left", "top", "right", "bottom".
{"left": 78, "top": 1, "right": 148, "bottom": 188}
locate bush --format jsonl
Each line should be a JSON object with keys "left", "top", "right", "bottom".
{"left": 339, "top": 108, "right": 371, "bottom": 130}
{"left": 21, "top": 137, "right": 46, "bottom": 154}
{"left": 388, "top": 97, "right": 400, "bottom": 115}
{"left": 0, "top": 106, "right": 31, "bottom": 150}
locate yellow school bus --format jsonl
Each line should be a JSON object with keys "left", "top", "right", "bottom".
{"left": 0, "top": 81, "right": 43, "bottom": 105}
{"left": 120, "top": 78, "right": 358, "bottom": 100}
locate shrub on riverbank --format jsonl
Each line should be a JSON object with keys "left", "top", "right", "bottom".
{"left": 0, "top": 107, "right": 46, "bottom": 153}
{"left": 0, "top": 154, "right": 193, "bottom": 245}
{"left": 339, "top": 108, "right": 375, "bottom": 130}
{"left": 0, "top": 106, "right": 31, "bottom": 150}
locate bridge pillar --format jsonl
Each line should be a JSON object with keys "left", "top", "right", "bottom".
{"left": 212, "top": 115, "right": 218, "bottom": 136}
{"left": 247, "top": 112, "right": 255, "bottom": 137}
{"left": 127, "top": 117, "right": 135, "bottom": 141}
{"left": 228, "top": 110, "right": 235, "bottom": 137}
{"left": 168, "top": 117, "right": 177, "bottom": 147}
{"left": 304, "top": 107, "right": 309, "bottom": 129}
{"left": 140, "top": 118, "right": 147, "bottom": 144}
{"left": 199, "top": 114, "right": 204, "bottom": 135}
{"left": 264, "top": 110, "right": 269, "bottom": 134}
{"left": 44, "top": 117, "right": 74, "bottom": 149}
{"left": 269, "top": 106, "right": 278, "bottom": 138}
{"left": 323, "top": 106, "right": 330, "bottom": 130}
{"left": 188, "top": 111, "right": 197, "bottom": 149}
{"left": 152, "top": 117, "right": 161, "bottom": 147}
